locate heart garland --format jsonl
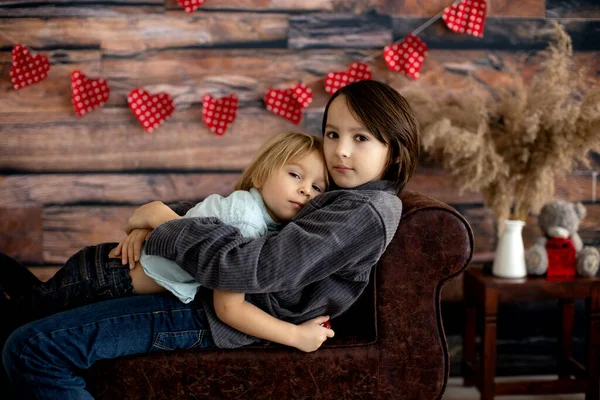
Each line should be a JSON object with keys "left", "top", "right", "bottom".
{"left": 202, "top": 93, "right": 238, "bottom": 136}
{"left": 442, "top": 0, "right": 487, "bottom": 38}
{"left": 176, "top": 0, "right": 206, "bottom": 14}
{"left": 324, "top": 62, "right": 372, "bottom": 95}
{"left": 71, "top": 70, "right": 110, "bottom": 117}
{"left": 383, "top": 34, "right": 428, "bottom": 79}
{"left": 264, "top": 83, "right": 312, "bottom": 125}
{"left": 127, "top": 88, "right": 175, "bottom": 133}
{"left": 10, "top": 44, "right": 51, "bottom": 90}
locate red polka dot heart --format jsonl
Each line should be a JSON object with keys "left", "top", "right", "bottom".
{"left": 71, "top": 70, "right": 110, "bottom": 117}
{"left": 384, "top": 34, "right": 428, "bottom": 79}
{"left": 264, "top": 83, "right": 312, "bottom": 125}
{"left": 128, "top": 88, "right": 175, "bottom": 133}
{"left": 443, "top": 0, "right": 487, "bottom": 38}
{"left": 324, "top": 62, "right": 372, "bottom": 95}
{"left": 10, "top": 44, "right": 51, "bottom": 90}
{"left": 176, "top": 0, "right": 206, "bottom": 13}
{"left": 202, "top": 93, "right": 238, "bottom": 136}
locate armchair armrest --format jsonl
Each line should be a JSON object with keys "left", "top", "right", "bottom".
{"left": 377, "top": 191, "right": 473, "bottom": 399}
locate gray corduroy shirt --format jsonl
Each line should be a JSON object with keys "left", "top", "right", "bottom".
{"left": 144, "top": 180, "right": 402, "bottom": 348}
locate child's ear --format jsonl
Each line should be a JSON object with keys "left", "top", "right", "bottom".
{"left": 395, "top": 156, "right": 401, "bottom": 164}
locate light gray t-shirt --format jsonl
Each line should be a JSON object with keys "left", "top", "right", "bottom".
{"left": 140, "top": 187, "right": 280, "bottom": 303}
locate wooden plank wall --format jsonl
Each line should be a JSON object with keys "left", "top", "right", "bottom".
{"left": 1, "top": 0, "right": 599, "bottom": 279}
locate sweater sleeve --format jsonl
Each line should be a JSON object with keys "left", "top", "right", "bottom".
{"left": 144, "top": 194, "right": 389, "bottom": 293}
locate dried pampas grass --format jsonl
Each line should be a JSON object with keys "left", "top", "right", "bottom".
{"left": 404, "top": 22, "right": 600, "bottom": 233}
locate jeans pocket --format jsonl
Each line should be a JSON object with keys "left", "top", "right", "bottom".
{"left": 151, "top": 329, "right": 208, "bottom": 351}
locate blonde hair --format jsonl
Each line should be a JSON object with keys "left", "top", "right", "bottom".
{"left": 235, "top": 132, "right": 329, "bottom": 191}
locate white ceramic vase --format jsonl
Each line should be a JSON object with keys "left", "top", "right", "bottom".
{"left": 492, "top": 220, "right": 527, "bottom": 279}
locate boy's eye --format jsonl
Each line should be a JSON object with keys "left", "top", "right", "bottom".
{"left": 355, "top": 135, "right": 368, "bottom": 142}
{"left": 312, "top": 185, "right": 322, "bottom": 193}
{"left": 326, "top": 131, "right": 338, "bottom": 139}
{"left": 289, "top": 172, "right": 300, "bottom": 179}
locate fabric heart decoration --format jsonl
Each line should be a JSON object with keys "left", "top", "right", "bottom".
{"left": 264, "top": 83, "right": 312, "bottom": 125}
{"left": 176, "top": 0, "right": 206, "bottom": 13}
{"left": 71, "top": 70, "right": 110, "bottom": 117}
{"left": 442, "top": 0, "right": 487, "bottom": 38}
{"left": 324, "top": 62, "right": 372, "bottom": 95}
{"left": 202, "top": 93, "right": 238, "bottom": 136}
{"left": 127, "top": 88, "right": 175, "bottom": 133}
{"left": 384, "top": 34, "right": 428, "bottom": 79}
{"left": 10, "top": 44, "right": 51, "bottom": 90}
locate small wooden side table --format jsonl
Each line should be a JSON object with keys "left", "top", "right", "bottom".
{"left": 462, "top": 264, "right": 600, "bottom": 400}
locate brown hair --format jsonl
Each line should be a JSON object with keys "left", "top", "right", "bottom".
{"left": 321, "top": 80, "right": 420, "bottom": 193}
{"left": 235, "top": 132, "right": 329, "bottom": 191}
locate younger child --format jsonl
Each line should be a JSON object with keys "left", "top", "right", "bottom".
{"left": 110, "top": 131, "right": 332, "bottom": 352}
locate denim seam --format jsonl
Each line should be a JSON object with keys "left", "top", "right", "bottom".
{"left": 151, "top": 329, "right": 207, "bottom": 350}
{"left": 16, "top": 307, "right": 197, "bottom": 367}
{"left": 94, "top": 245, "right": 106, "bottom": 287}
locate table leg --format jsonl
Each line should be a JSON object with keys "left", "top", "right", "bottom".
{"left": 481, "top": 288, "right": 498, "bottom": 400}
{"left": 463, "top": 273, "right": 477, "bottom": 387}
{"left": 586, "top": 286, "right": 600, "bottom": 400}
{"left": 558, "top": 299, "right": 575, "bottom": 380}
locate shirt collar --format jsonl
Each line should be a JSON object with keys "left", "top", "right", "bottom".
{"left": 249, "top": 187, "right": 281, "bottom": 231}
{"left": 329, "top": 180, "right": 395, "bottom": 194}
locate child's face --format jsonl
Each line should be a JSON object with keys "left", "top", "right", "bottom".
{"left": 258, "top": 150, "right": 327, "bottom": 222}
{"left": 323, "top": 95, "right": 391, "bottom": 188}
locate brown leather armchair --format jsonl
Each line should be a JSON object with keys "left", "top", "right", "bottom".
{"left": 85, "top": 191, "right": 473, "bottom": 399}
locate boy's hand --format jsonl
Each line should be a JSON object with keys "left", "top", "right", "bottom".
{"left": 110, "top": 228, "right": 152, "bottom": 269}
{"left": 124, "top": 201, "right": 180, "bottom": 234}
{"left": 293, "top": 316, "right": 334, "bottom": 353}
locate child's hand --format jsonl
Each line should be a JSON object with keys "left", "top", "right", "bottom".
{"left": 124, "top": 201, "right": 180, "bottom": 234}
{"left": 293, "top": 316, "right": 334, "bottom": 353}
{"left": 110, "top": 228, "right": 152, "bottom": 269}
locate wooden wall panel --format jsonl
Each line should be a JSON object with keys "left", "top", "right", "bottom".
{"left": 376, "top": 0, "right": 545, "bottom": 17}
{"left": 0, "top": 108, "right": 297, "bottom": 171}
{"left": 0, "top": 173, "right": 241, "bottom": 205}
{"left": 0, "top": 0, "right": 599, "bottom": 272}
{"left": 0, "top": 15, "right": 288, "bottom": 54}
{"left": 0, "top": 0, "right": 165, "bottom": 17}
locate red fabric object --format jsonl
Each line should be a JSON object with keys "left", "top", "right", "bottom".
{"left": 10, "top": 44, "right": 51, "bottom": 90}
{"left": 202, "top": 93, "right": 238, "bottom": 136}
{"left": 324, "top": 62, "right": 372, "bottom": 95}
{"left": 383, "top": 34, "right": 427, "bottom": 79}
{"left": 442, "top": 0, "right": 487, "bottom": 38}
{"left": 264, "top": 83, "right": 313, "bottom": 125}
{"left": 176, "top": 0, "right": 206, "bottom": 13}
{"left": 546, "top": 237, "right": 577, "bottom": 279}
{"left": 127, "top": 88, "right": 175, "bottom": 133}
{"left": 71, "top": 70, "right": 110, "bottom": 117}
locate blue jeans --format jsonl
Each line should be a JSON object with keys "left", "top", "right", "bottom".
{"left": 0, "top": 246, "right": 215, "bottom": 399}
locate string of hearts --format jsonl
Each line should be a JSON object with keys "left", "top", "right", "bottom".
{"left": 5, "top": 0, "right": 486, "bottom": 135}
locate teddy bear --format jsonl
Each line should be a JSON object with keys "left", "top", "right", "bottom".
{"left": 525, "top": 200, "right": 600, "bottom": 277}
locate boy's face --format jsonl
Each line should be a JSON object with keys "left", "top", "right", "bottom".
{"left": 323, "top": 95, "right": 390, "bottom": 188}
{"left": 258, "top": 151, "right": 327, "bottom": 222}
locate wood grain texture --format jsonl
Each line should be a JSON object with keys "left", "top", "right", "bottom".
{"left": 0, "top": 49, "right": 101, "bottom": 113}
{"left": 3, "top": 48, "right": 598, "bottom": 114}
{"left": 0, "top": 173, "right": 241, "bottom": 205}
{"left": 393, "top": 17, "right": 600, "bottom": 50}
{"left": 0, "top": 108, "right": 300, "bottom": 171}
{"left": 0, "top": 15, "right": 288, "bottom": 54}
{"left": 289, "top": 14, "right": 392, "bottom": 49}
{"left": 376, "top": 0, "right": 545, "bottom": 17}
{"left": 0, "top": 0, "right": 165, "bottom": 17}
{"left": 0, "top": 205, "right": 43, "bottom": 264}
{"left": 546, "top": 0, "right": 600, "bottom": 18}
